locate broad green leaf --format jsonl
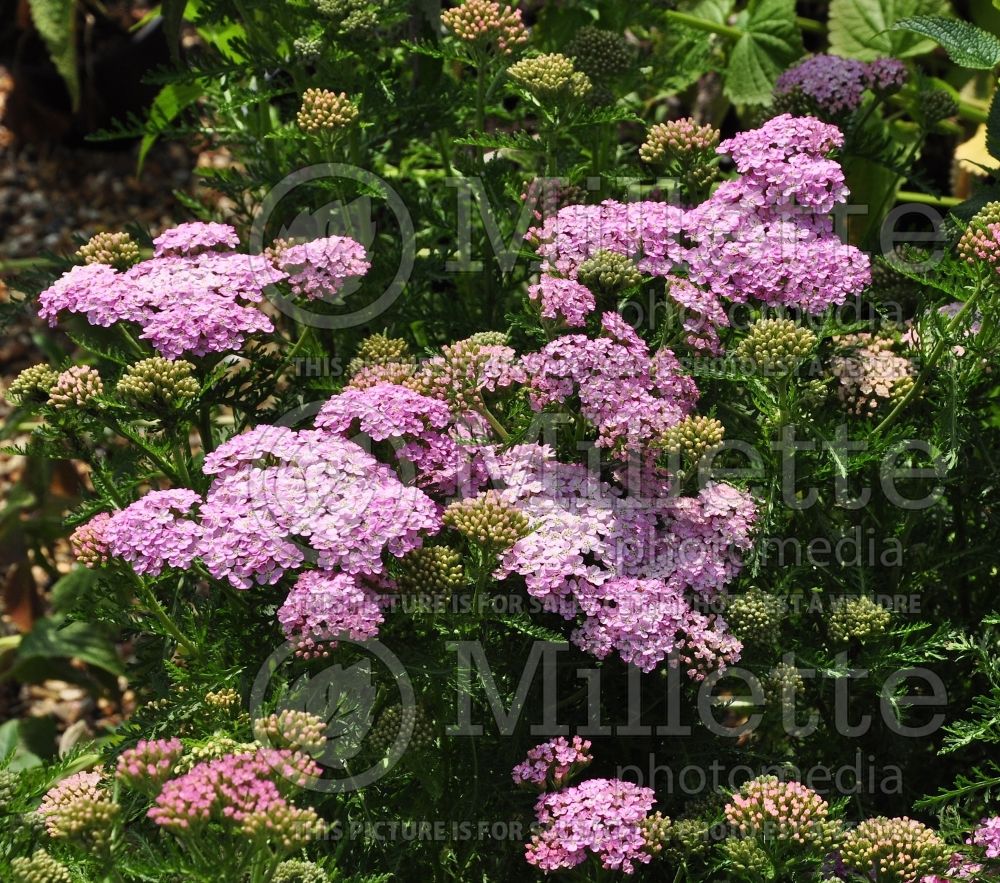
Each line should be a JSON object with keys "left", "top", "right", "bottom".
{"left": 725, "top": 0, "right": 803, "bottom": 104}
{"left": 27, "top": 0, "right": 78, "bottom": 109}
{"left": 893, "top": 16, "right": 1000, "bottom": 67}
{"left": 829, "top": 0, "right": 953, "bottom": 60}
{"left": 162, "top": 0, "right": 188, "bottom": 64}
{"left": 50, "top": 567, "right": 99, "bottom": 613}
{"left": 139, "top": 81, "right": 204, "bottom": 171}
{"left": 13, "top": 618, "right": 123, "bottom": 678}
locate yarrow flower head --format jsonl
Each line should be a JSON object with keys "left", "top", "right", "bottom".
{"left": 841, "top": 817, "right": 951, "bottom": 882}
{"left": 103, "top": 489, "right": 202, "bottom": 576}
{"left": 254, "top": 709, "right": 328, "bottom": 756}
{"left": 346, "top": 333, "right": 412, "bottom": 376}
{"left": 828, "top": 595, "right": 891, "bottom": 644}
{"left": 508, "top": 53, "right": 592, "bottom": 101}
{"left": 48, "top": 365, "right": 103, "bottom": 411}
{"left": 655, "top": 414, "right": 725, "bottom": 467}
{"left": 117, "top": 357, "right": 199, "bottom": 406}
{"left": 5, "top": 364, "right": 58, "bottom": 406}
{"left": 70, "top": 512, "right": 112, "bottom": 567}
{"left": 368, "top": 702, "right": 436, "bottom": 754}
{"left": 76, "top": 230, "right": 140, "bottom": 269}
{"left": 735, "top": 317, "right": 817, "bottom": 375}
{"left": 775, "top": 55, "right": 908, "bottom": 118}
{"left": 441, "top": 0, "right": 528, "bottom": 55}
{"left": 296, "top": 88, "right": 359, "bottom": 133}
{"left": 640, "top": 118, "right": 720, "bottom": 197}
{"left": 958, "top": 201, "right": 1000, "bottom": 272}
{"left": 829, "top": 333, "right": 915, "bottom": 417}
{"left": 724, "top": 776, "right": 841, "bottom": 849}
{"left": 411, "top": 333, "right": 524, "bottom": 413}
{"left": 148, "top": 748, "right": 323, "bottom": 843}
{"left": 512, "top": 736, "right": 593, "bottom": 789}
{"left": 525, "top": 778, "right": 657, "bottom": 874}
{"left": 277, "top": 570, "right": 385, "bottom": 653}
{"left": 972, "top": 816, "right": 1000, "bottom": 859}
{"left": 38, "top": 770, "right": 120, "bottom": 847}
{"left": 116, "top": 738, "right": 184, "bottom": 792}
{"left": 153, "top": 222, "right": 240, "bottom": 257}
{"left": 528, "top": 274, "right": 595, "bottom": 327}
{"left": 272, "top": 859, "right": 329, "bottom": 883}
{"left": 39, "top": 225, "right": 288, "bottom": 359}
{"left": 566, "top": 26, "right": 633, "bottom": 80}
{"left": 275, "top": 235, "right": 370, "bottom": 301}
{"left": 576, "top": 249, "right": 644, "bottom": 295}
{"left": 11, "top": 851, "right": 74, "bottom": 883}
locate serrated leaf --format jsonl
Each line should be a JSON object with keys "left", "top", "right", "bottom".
{"left": 893, "top": 16, "right": 1000, "bottom": 67}
{"left": 27, "top": 0, "right": 78, "bottom": 109}
{"left": 11, "top": 618, "right": 123, "bottom": 678}
{"left": 829, "top": 0, "right": 954, "bottom": 60}
{"left": 988, "top": 91, "right": 1000, "bottom": 161}
{"left": 724, "top": 0, "right": 803, "bottom": 105}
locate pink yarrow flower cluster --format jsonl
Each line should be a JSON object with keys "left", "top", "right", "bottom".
{"left": 527, "top": 116, "right": 870, "bottom": 337}
{"left": 972, "top": 816, "right": 1000, "bottom": 859}
{"left": 512, "top": 737, "right": 593, "bottom": 789}
{"left": 38, "top": 225, "right": 371, "bottom": 359}
{"left": 148, "top": 749, "right": 322, "bottom": 838}
{"left": 526, "top": 778, "right": 657, "bottom": 874}
{"left": 116, "top": 738, "right": 184, "bottom": 791}
{"left": 102, "top": 489, "right": 202, "bottom": 577}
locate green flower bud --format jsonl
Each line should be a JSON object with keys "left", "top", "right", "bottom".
{"left": 735, "top": 318, "right": 817, "bottom": 375}
{"left": 11, "top": 851, "right": 73, "bottom": 883}
{"left": 48, "top": 366, "right": 103, "bottom": 411}
{"left": 441, "top": 0, "right": 528, "bottom": 55}
{"left": 347, "top": 333, "right": 413, "bottom": 376}
{"left": 117, "top": 357, "right": 198, "bottom": 407}
{"left": 640, "top": 812, "right": 672, "bottom": 856}
{"left": 664, "top": 817, "right": 711, "bottom": 862}
{"left": 828, "top": 596, "right": 891, "bottom": 644}
{"left": 368, "top": 703, "right": 435, "bottom": 755}
{"left": 920, "top": 89, "right": 958, "bottom": 125}
{"left": 293, "top": 35, "right": 324, "bottom": 62}
{"left": 0, "top": 768, "right": 18, "bottom": 810}
{"left": 639, "top": 118, "right": 719, "bottom": 166}
{"left": 576, "top": 250, "right": 643, "bottom": 295}
{"left": 841, "top": 817, "right": 950, "bottom": 883}
{"left": 722, "top": 838, "right": 772, "bottom": 876}
{"left": 508, "top": 54, "right": 592, "bottom": 102}
{"left": 254, "top": 709, "right": 328, "bottom": 756}
{"left": 297, "top": 88, "right": 359, "bottom": 133}
{"left": 397, "top": 545, "right": 465, "bottom": 596}
{"left": 566, "top": 26, "right": 633, "bottom": 80}
{"left": 6, "top": 364, "right": 59, "bottom": 406}
{"left": 443, "top": 492, "right": 530, "bottom": 551}
{"left": 726, "top": 590, "right": 784, "bottom": 646}
{"left": 76, "top": 231, "right": 140, "bottom": 270}
{"left": 765, "top": 661, "right": 806, "bottom": 706}
{"left": 656, "top": 415, "right": 725, "bottom": 466}
{"left": 204, "top": 687, "right": 241, "bottom": 715}
{"left": 273, "top": 860, "right": 329, "bottom": 883}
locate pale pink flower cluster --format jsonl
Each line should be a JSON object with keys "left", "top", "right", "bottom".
{"left": 275, "top": 235, "right": 371, "bottom": 301}
{"left": 526, "top": 778, "right": 656, "bottom": 874}
{"left": 116, "top": 738, "right": 184, "bottom": 791}
{"left": 153, "top": 221, "right": 241, "bottom": 256}
{"left": 277, "top": 570, "right": 385, "bottom": 647}
{"left": 102, "top": 489, "right": 202, "bottom": 577}
{"left": 512, "top": 736, "right": 593, "bottom": 789}
{"left": 528, "top": 275, "right": 595, "bottom": 327}
{"left": 476, "top": 444, "right": 754, "bottom": 673}
{"left": 520, "top": 312, "right": 698, "bottom": 451}
{"left": 37, "top": 225, "right": 371, "bottom": 359}
{"left": 148, "top": 749, "right": 322, "bottom": 837}
{"left": 528, "top": 116, "right": 869, "bottom": 334}
{"left": 972, "top": 816, "right": 1000, "bottom": 859}
{"left": 724, "top": 776, "right": 838, "bottom": 846}
{"left": 38, "top": 770, "right": 119, "bottom": 840}
{"left": 70, "top": 511, "right": 112, "bottom": 567}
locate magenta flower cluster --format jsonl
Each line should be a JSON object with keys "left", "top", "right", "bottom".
{"left": 38, "top": 223, "right": 370, "bottom": 359}
{"left": 511, "top": 736, "right": 593, "bottom": 789}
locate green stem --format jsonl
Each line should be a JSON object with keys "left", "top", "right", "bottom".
{"left": 895, "top": 190, "right": 963, "bottom": 208}
{"left": 663, "top": 10, "right": 743, "bottom": 41}
{"left": 199, "top": 403, "right": 215, "bottom": 455}
{"left": 132, "top": 574, "right": 199, "bottom": 657}
{"left": 872, "top": 285, "right": 985, "bottom": 436}
{"left": 104, "top": 417, "right": 182, "bottom": 483}
{"left": 796, "top": 15, "right": 826, "bottom": 34}
{"left": 475, "top": 399, "right": 510, "bottom": 442}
